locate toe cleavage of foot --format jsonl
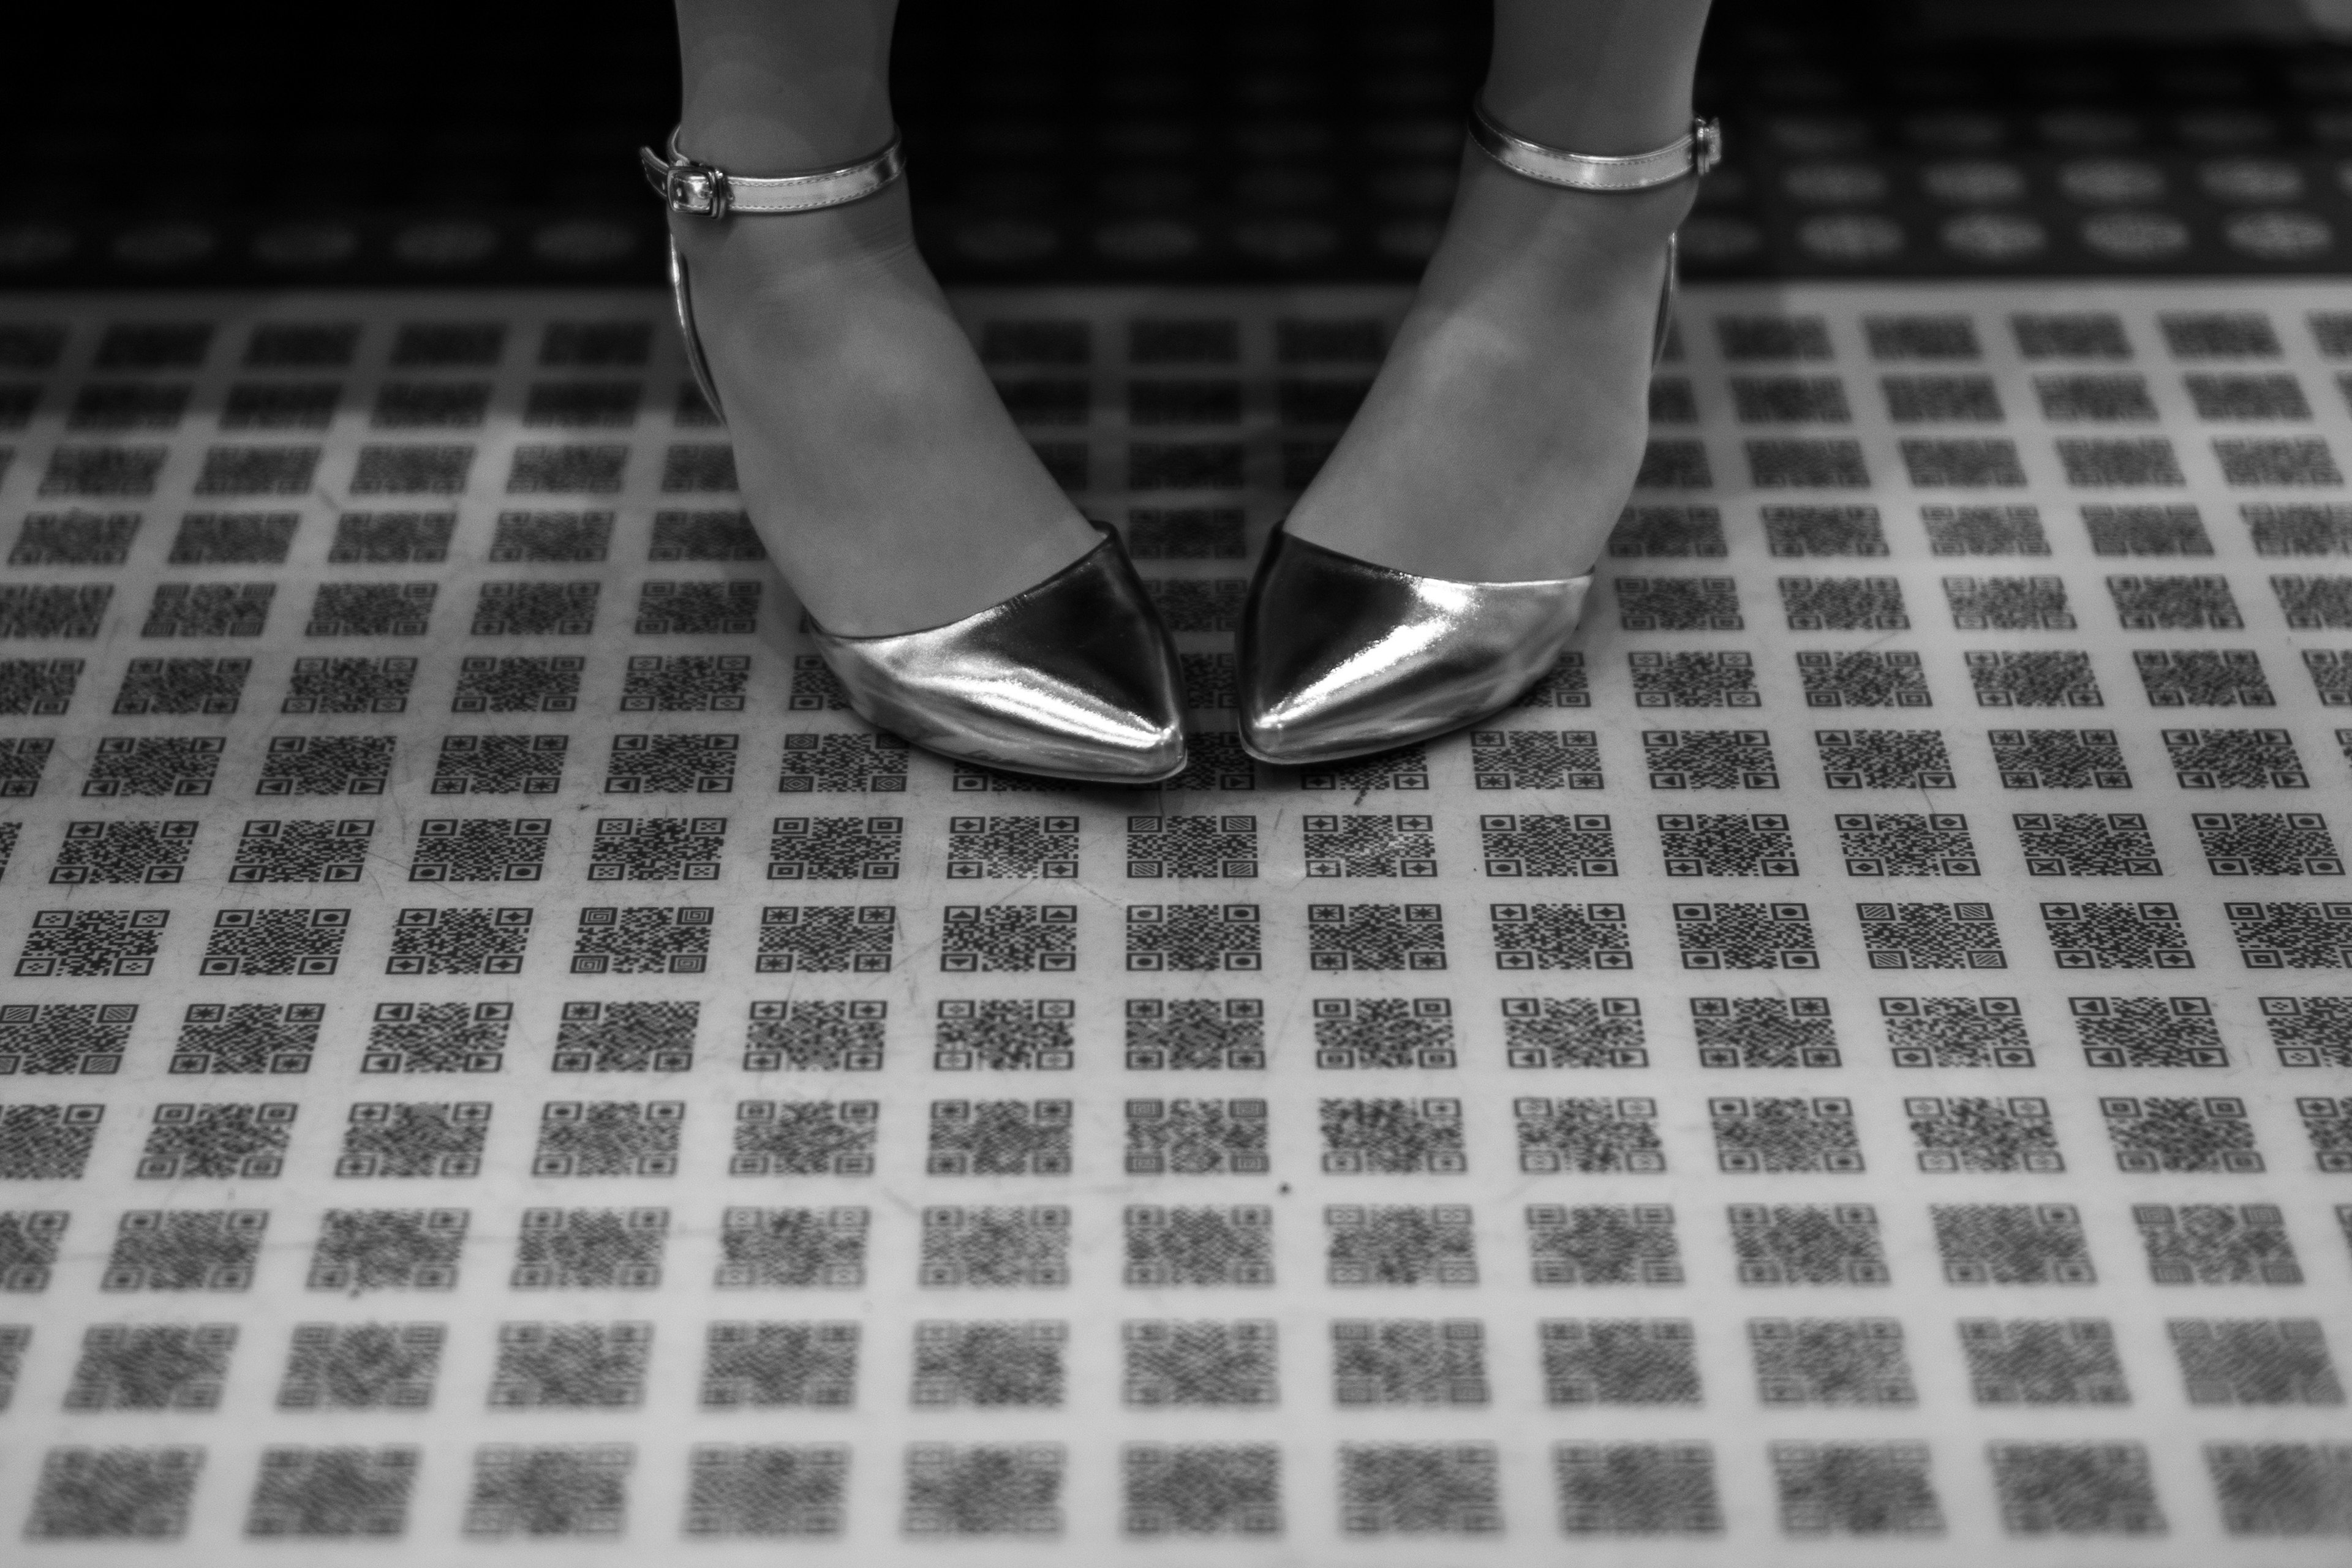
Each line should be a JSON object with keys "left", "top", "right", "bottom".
{"left": 1237, "top": 104, "right": 1721, "bottom": 768}
{"left": 643, "top": 130, "right": 1189, "bottom": 786}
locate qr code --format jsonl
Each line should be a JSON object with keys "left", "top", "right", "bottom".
{"left": 2275, "top": 575, "right": 2352, "bottom": 628}
{"left": 2166, "top": 726, "right": 2305, "bottom": 788}
{"left": 64, "top": 1322, "right": 237, "bottom": 1409}
{"left": 589, "top": 816, "right": 726, "bottom": 881}
{"left": 1517, "top": 1098, "right": 1664, "bottom": 1173}
{"left": 135, "top": 1101, "right": 294, "bottom": 1179}
{"left": 902, "top": 1444, "right": 1063, "bottom": 1537}
{"left": 258, "top": 734, "right": 393, "bottom": 794}
{"left": 767, "top": 816, "right": 902, "bottom": 879}
{"left": 2041, "top": 900, "right": 2192, "bottom": 968}
{"left": 1673, "top": 902, "right": 1817, "bottom": 970}
{"left": 112, "top": 657, "right": 246, "bottom": 717}
{"left": 1643, "top": 729, "right": 1776, "bottom": 789}
{"left": 1328, "top": 1205, "right": 1477, "bottom": 1286}
{"left": 2136, "top": 649, "right": 2275, "bottom": 707}
{"left": 408, "top": 817, "right": 549, "bottom": 882}
{"left": 1124, "top": 999, "right": 1265, "bottom": 1068}
{"left": 470, "top": 581, "right": 599, "bottom": 637}
{"left": 636, "top": 579, "right": 761, "bottom": 635}
{"left": 1616, "top": 576, "right": 1742, "bottom": 630}
{"left": 1124, "top": 902, "right": 1261, "bottom": 973}
{"left": 530, "top": 1101, "right": 683, "bottom": 1177}
{"left": 2302, "top": 1098, "right": 2352, "bottom": 1171}
{"left": 774, "top": 732, "right": 908, "bottom": 791}
{"left": 2196, "top": 812, "right": 2343, "bottom": 874}
{"left": 1312, "top": 997, "right": 1453, "bottom": 1067}
{"left": 2228, "top": 902, "right": 2352, "bottom": 967}
{"left": 570, "top": 909, "right": 710, "bottom": 976}
{"left": 489, "top": 510, "right": 611, "bottom": 562}
{"left": 83, "top": 737, "right": 220, "bottom": 797}
{"left": 1992, "top": 727, "right": 2130, "bottom": 788}
{"left": 1838, "top": 813, "right": 1977, "bottom": 875}
{"left": 305, "top": 582, "right": 433, "bottom": 638}
{"left": 277, "top": 1322, "right": 445, "bottom": 1408}
{"left": 1771, "top": 1442, "right": 1944, "bottom": 1536}
{"left": 1908, "top": 1096, "right": 2062, "bottom": 1172}
{"left": 605, "top": 733, "right": 738, "bottom": 793}
{"left": 926, "top": 1100, "right": 1071, "bottom": 1175}
{"left": 1164, "top": 731, "right": 1257, "bottom": 791}
{"left": 2110, "top": 573, "right": 2243, "bottom": 629}
{"left": 1694, "top": 997, "right": 1836, "bottom": 1067}
{"left": 617, "top": 655, "right": 748, "bottom": 715}
{"left": 489, "top": 1321, "right": 652, "bottom": 1408}
{"left": 554, "top": 998, "right": 700, "bottom": 1067}
{"left": 699, "top": 1325, "right": 858, "bottom": 1410}
{"left": 1656, "top": 818, "right": 1796, "bottom": 879}
{"left": 1125, "top": 1099, "right": 1268, "bottom": 1174}
{"left": 24, "top": 1447, "right": 204, "bottom": 1541}
{"left": 1882, "top": 997, "right": 2032, "bottom": 1067}
{"left": 104, "top": 1208, "right": 268, "bottom": 1292}
{"left": 1511, "top": 651, "right": 1590, "bottom": 707}
{"left": 363, "top": 1001, "right": 510, "bottom": 1073}
{"left": 283, "top": 656, "right": 415, "bottom": 715}
{"left": 1968, "top": 650, "right": 2101, "bottom": 707}
{"left": 731, "top": 1102, "right": 877, "bottom": 1175}
{"left": 2104, "top": 1096, "right": 2263, "bottom": 1172}
{"left": 0, "top": 657, "right": 83, "bottom": 715}
{"left": 650, "top": 508, "right": 761, "bottom": 557}
{"left": 2169, "top": 1318, "right": 2342, "bottom": 1404}
{"left": 1796, "top": 650, "right": 1929, "bottom": 707}
{"left": 1126, "top": 815, "right": 1257, "bottom": 878}
{"left": 1857, "top": 900, "right": 2005, "bottom": 968}
{"left": 1779, "top": 576, "right": 1907, "bottom": 630}
{"left": 0, "top": 739, "right": 44, "bottom": 797}
{"left": 1749, "top": 1318, "right": 1915, "bottom": 1404}
{"left": 511, "top": 1208, "right": 668, "bottom": 1289}
{"left": 1308, "top": 902, "right": 1446, "bottom": 970}
{"left": 1990, "top": 1444, "right": 2165, "bottom": 1535}
{"left": 1553, "top": 1442, "right": 1724, "bottom": 1535}
{"left": 756, "top": 906, "right": 895, "bottom": 973}
{"left": 0, "top": 1104, "right": 103, "bottom": 1175}
{"left": 1180, "top": 652, "right": 1235, "bottom": 709}
{"left": 1480, "top": 814, "right": 1617, "bottom": 876}
{"left": 463, "top": 1445, "right": 632, "bottom": 1539}
{"left": 47, "top": 819, "right": 195, "bottom": 884}
{"left": 1504, "top": 997, "right": 1646, "bottom": 1067}
{"left": 1942, "top": 575, "right": 2075, "bottom": 629}
{"left": 2267, "top": 996, "right": 2352, "bottom": 1065}
{"left": 244, "top": 1446, "right": 420, "bottom": 1539}
{"left": 230, "top": 820, "right": 373, "bottom": 884}
{"left": 1470, "top": 729, "right": 1602, "bottom": 789}
{"left": 1332, "top": 1319, "right": 1486, "bottom": 1405}
{"left": 1529, "top": 1204, "right": 1683, "bottom": 1286}
{"left": 715, "top": 1207, "right": 869, "bottom": 1289}
{"left": 1336, "top": 1445, "right": 1499, "bottom": 1536}
{"left": 451, "top": 655, "right": 582, "bottom": 713}
{"left": 1961, "top": 1318, "right": 2128, "bottom": 1404}
{"left": 1711, "top": 1097, "right": 1861, "bottom": 1173}
{"left": 2308, "top": 650, "right": 2352, "bottom": 706}
{"left": 1766, "top": 502, "right": 1887, "bottom": 556}
{"left": 942, "top": 815, "right": 1079, "bottom": 880}
{"left": 386, "top": 907, "right": 532, "bottom": 975}
{"left": 1730, "top": 1204, "right": 1887, "bottom": 1286}
{"left": 1303, "top": 815, "right": 1436, "bottom": 876}
{"left": 144, "top": 581, "right": 275, "bottom": 639}
{"left": 336, "top": 1101, "right": 488, "bottom": 1177}
{"left": 744, "top": 1000, "right": 885, "bottom": 1071}
{"left": 17, "top": 908, "right": 168, "bottom": 977}
{"left": 333, "top": 510, "right": 454, "bottom": 562}
{"left": 1123, "top": 1320, "right": 1278, "bottom": 1406}
{"left": 0, "top": 584, "right": 111, "bottom": 639}
{"left": 941, "top": 904, "right": 1076, "bottom": 971}
{"left": 1123, "top": 1445, "right": 1280, "bottom": 1538}
{"left": 911, "top": 1321, "right": 1065, "bottom": 1408}
{"left": 1321, "top": 1098, "right": 1464, "bottom": 1174}
{"left": 2204, "top": 1443, "right": 2352, "bottom": 1536}
{"left": 2072, "top": 996, "right": 2225, "bottom": 1066}
{"left": 919, "top": 1204, "right": 1069, "bottom": 1286}
{"left": 1933, "top": 1204, "right": 2094, "bottom": 1285}
{"left": 2016, "top": 812, "right": 2162, "bottom": 876}
{"left": 432, "top": 734, "right": 566, "bottom": 795}
{"left": 1629, "top": 650, "right": 1758, "bottom": 707}
{"left": 0, "top": 1210, "right": 66, "bottom": 1290}
{"left": 1125, "top": 1205, "right": 1273, "bottom": 1286}
{"left": 0, "top": 1002, "right": 136, "bottom": 1074}
{"left": 1539, "top": 1319, "right": 1700, "bottom": 1405}
{"left": 1610, "top": 504, "right": 1725, "bottom": 557}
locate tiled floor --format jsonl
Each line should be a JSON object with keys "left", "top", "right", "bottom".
{"left": 0, "top": 281, "right": 2346, "bottom": 1562}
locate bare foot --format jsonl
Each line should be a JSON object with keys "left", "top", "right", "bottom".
{"left": 671, "top": 183, "right": 1100, "bottom": 636}
{"left": 1282, "top": 147, "right": 1695, "bottom": 584}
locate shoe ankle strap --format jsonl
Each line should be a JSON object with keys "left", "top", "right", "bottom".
{"left": 1469, "top": 103, "right": 1721, "bottom": 192}
{"left": 639, "top": 128, "right": 906, "bottom": 217}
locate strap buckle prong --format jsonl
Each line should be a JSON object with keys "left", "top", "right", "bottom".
{"left": 640, "top": 147, "right": 729, "bottom": 218}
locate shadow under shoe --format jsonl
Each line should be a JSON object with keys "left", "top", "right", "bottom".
{"left": 812, "top": 522, "right": 1188, "bottom": 785}
{"left": 1237, "top": 526, "right": 1589, "bottom": 767}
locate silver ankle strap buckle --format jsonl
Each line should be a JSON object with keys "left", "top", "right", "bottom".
{"left": 640, "top": 130, "right": 907, "bottom": 219}
{"left": 1471, "top": 104, "right": 1724, "bottom": 192}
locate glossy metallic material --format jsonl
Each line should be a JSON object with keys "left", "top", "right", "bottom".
{"left": 639, "top": 130, "right": 908, "bottom": 219}
{"left": 812, "top": 525, "right": 1188, "bottom": 784}
{"left": 1238, "top": 527, "right": 1589, "bottom": 766}
{"left": 1470, "top": 104, "right": 1721, "bottom": 192}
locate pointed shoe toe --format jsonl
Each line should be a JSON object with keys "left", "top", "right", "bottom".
{"left": 1238, "top": 529, "right": 1589, "bottom": 767}
{"left": 810, "top": 526, "right": 1188, "bottom": 785}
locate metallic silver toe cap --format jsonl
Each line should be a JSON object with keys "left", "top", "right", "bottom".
{"left": 810, "top": 525, "right": 1188, "bottom": 785}
{"left": 1238, "top": 529, "right": 1589, "bottom": 767}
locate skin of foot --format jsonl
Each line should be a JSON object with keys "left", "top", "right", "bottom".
{"left": 1279, "top": 145, "right": 1697, "bottom": 585}
{"left": 669, "top": 183, "right": 1101, "bottom": 638}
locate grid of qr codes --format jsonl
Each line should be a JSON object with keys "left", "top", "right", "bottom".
{"left": 0, "top": 285, "right": 2346, "bottom": 1563}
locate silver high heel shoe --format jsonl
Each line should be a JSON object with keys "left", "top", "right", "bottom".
{"left": 641, "top": 131, "right": 1188, "bottom": 784}
{"left": 1237, "top": 107, "right": 1721, "bottom": 767}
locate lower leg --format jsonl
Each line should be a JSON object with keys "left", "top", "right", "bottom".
{"left": 669, "top": 0, "right": 1097, "bottom": 636}
{"left": 1283, "top": 0, "right": 1714, "bottom": 584}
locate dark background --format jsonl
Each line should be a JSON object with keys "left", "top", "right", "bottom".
{"left": 2, "top": 0, "right": 2346, "bottom": 286}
